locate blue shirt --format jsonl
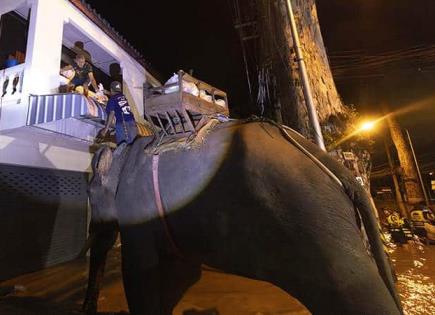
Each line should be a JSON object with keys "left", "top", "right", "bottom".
{"left": 106, "top": 93, "right": 135, "bottom": 123}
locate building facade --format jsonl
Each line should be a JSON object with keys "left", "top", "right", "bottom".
{"left": 0, "top": 0, "right": 159, "bottom": 280}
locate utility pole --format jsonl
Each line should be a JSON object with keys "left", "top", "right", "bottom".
{"left": 386, "top": 114, "right": 425, "bottom": 208}
{"left": 405, "top": 129, "right": 430, "bottom": 207}
{"left": 384, "top": 137, "right": 408, "bottom": 218}
{"left": 284, "top": 0, "right": 325, "bottom": 151}
{"left": 230, "top": 0, "right": 346, "bottom": 148}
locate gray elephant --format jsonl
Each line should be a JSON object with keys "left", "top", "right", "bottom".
{"left": 83, "top": 120, "right": 402, "bottom": 315}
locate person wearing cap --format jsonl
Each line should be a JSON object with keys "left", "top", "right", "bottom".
{"left": 97, "top": 81, "right": 137, "bottom": 145}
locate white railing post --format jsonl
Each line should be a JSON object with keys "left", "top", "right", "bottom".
{"left": 0, "top": 64, "right": 27, "bottom": 130}
{"left": 0, "top": 69, "right": 5, "bottom": 97}
{"left": 0, "top": 64, "right": 26, "bottom": 102}
{"left": 5, "top": 74, "right": 13, "bottom": 96}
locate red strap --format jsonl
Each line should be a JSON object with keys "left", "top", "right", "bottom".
{"left": 152, "top": 154, "right": 183, "bottom": 258}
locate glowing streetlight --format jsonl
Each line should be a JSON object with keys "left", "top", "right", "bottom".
{"left": 359, "top": 120, "right": 376, "bottom": 132}
{"left": 329, "top": 118, "right": 381, "bottom": 149}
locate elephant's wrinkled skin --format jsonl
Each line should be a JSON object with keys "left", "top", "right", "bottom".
{"left": 84, "top": 120, "right": 402, "bottom": 315}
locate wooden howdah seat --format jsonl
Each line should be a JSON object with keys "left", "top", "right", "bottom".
{"left": 144, "top": 70, "right": 229, "bottom": 137}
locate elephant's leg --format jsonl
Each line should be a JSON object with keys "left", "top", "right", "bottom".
{"left": 159, "top": 257, "right": 202, "bottom": 315}
{"left": 120, "top": 224, "right": 161, "bottom": 315}
{"left": 82, "top": 222, "right": 118, "bottom": 315}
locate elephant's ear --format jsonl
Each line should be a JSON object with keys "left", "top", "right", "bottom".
{"left": 92, "top": 146, "right": 113, "bottom": 176}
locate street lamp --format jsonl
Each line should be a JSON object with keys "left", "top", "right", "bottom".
{"left": 405, "top": 129, "right": 430, "bottom": 207}
{"left": 352, "top": 117, "right": 409, "bottom": 218}
{"left": 359, "top": 120, "right": 376, "bottom": 132}
{"left": 330, "top": 118, "right": 379, "bottom": 149}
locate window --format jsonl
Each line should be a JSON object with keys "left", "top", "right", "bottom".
{"left": 0, "top": 12, "right": 28, "bottom": 69}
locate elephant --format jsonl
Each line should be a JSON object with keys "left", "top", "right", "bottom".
{"left": 83, "top": 119, "right": 403, "bottom": 315}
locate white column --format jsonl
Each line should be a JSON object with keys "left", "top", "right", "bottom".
{"left": 121, "top": 61, "right": 146, "bottom": 121}
{"left": 0, "top": 0, "right": 66, "bottom": 129}
{"left": 22, "top": 0, "right": 65, "bottom": 96}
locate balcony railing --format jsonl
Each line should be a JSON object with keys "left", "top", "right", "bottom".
{"left": 0, "top": 64, "right": 25, "bottom": 104}
{"left": 27, "top": 93, "right": 106, "bottom": 141}
{"left": 27, "top": 93, "right": 106, "bottom": 125}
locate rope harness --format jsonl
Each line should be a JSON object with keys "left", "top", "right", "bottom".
{"left": 279, "top": 125, "right": 343, "bottom": 189}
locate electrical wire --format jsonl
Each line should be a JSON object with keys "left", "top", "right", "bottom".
{"left": 328, "top": 45, "right": 435, "bottom": 79}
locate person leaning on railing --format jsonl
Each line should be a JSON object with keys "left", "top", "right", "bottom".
{"left": 60, "top": 53, "right": 98, "bottom": 96}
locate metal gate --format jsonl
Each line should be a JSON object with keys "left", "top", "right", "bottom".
{"left": 0, "top": 164, "right": 88, "bottom": 281}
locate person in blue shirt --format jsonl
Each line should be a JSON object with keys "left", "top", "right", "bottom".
{"left": 97, "top": 81, "right": 137, "bottom": 145}
{"left": 5, "top": 54, "right": 18, "bottom": 68}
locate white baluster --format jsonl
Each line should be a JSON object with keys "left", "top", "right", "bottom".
{"left": 0, "top": 69, "right": 5, "bottom": 98}
{"left": 2, "top": 65, "right": 25, "bottom": 101}
{"left": 18, "top": 70, "right": 24, "bottom": 94}
{"left": 5, "top": 74, "right": 13, "bottom": 97}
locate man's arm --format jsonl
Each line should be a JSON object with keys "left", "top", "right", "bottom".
{"left": 88, "top": 72, "right": 98, "bottom": 91}
{"left": 96, "top": 111, "right": 115, "bottom": 141}
{"left": 60, "top": 64, "right": 73, "bottom": 73}
{"left": 102, "top": 111, "right": 115, "bottom": 134}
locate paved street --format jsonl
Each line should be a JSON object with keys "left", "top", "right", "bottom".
{"left": 0, "top": 244, "right": 433, "bottom": 315}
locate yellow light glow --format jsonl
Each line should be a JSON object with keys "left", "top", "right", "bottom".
{"left": 360, "top": 121, "right": 376, "bottom": 131}
{"left": 329, "top": 116, "right": 384, "bottom": 149}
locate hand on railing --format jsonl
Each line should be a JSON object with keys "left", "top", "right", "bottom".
{"left": 95, "top": 128, "right": 108, "bottom": 143}
{"left": 95, "top": 128, "right": 116, "bottom": 143}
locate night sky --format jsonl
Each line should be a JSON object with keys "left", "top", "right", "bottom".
{"left": 86, "top": 0, "right": 249, "bottom": 114}
{"left": 86, "top": 0, "right": 434, "bottom": 171}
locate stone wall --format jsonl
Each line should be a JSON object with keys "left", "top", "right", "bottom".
{"left": 267, "top": 0, "right": 347, "bottom": 137}
{"left": 237, "top": 0, "right": 370, "bottom": 190}
{"left": 292, "top": 0, "right": 346, "bottom": 121}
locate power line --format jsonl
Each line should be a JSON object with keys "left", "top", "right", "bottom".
{"left": 328, "top": 44, "right": 435, "bottom": 79}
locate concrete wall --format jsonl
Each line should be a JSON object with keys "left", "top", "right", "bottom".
{"left": 0, "top": 127, "right": 93, "bottom": 172}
